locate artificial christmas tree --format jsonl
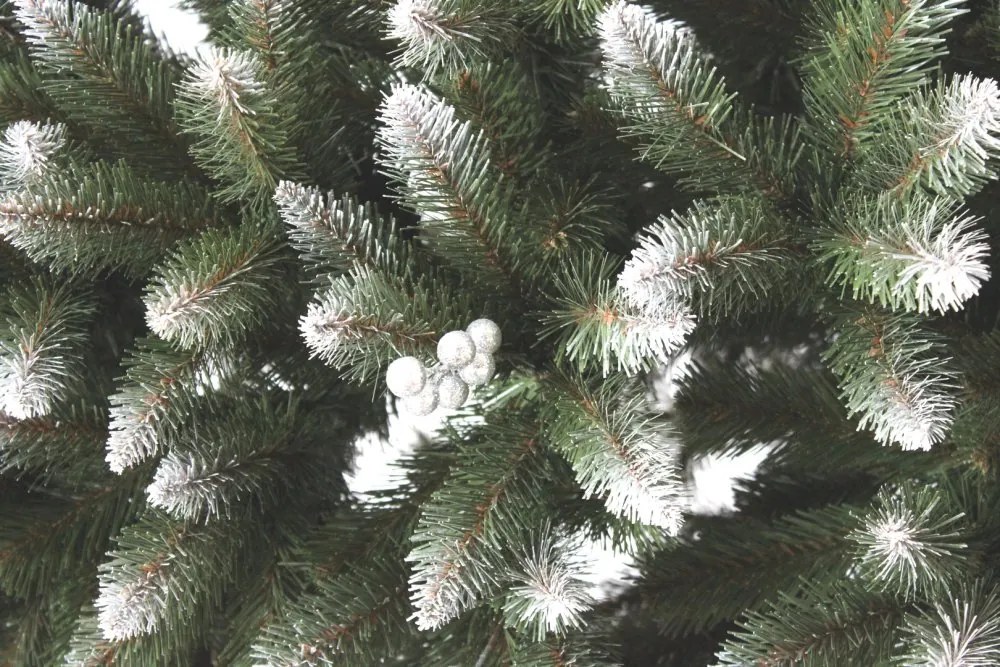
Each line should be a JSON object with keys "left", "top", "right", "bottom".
{"left": 2, "top": 0, "right": 1000, "bottom": 665}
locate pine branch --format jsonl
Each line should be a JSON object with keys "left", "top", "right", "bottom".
{"left": 501, "top": 527, "right": 592, "bottom": 641}
{"left": 823, "top": 311, "right": 958, "bottom": 451}
{"left": 850, "top": 482, "right": 968, "bottom": 597}
{"left": 520, "top": 0, "right": 604, "bottom": 42}
{"left": 0, "top": 278, "right": 93, "bottom": 420}
{"left": 95, "top": 511, "right": 244, "bottom": 641}
{"left": 634, "top": 505, "right": 858, "bottom": 636}
{"left": 386, "top": 0, "right": 516, "bottom": 76}
{"left": 406, "top": 416, "right": 550, "bottom": 631}
{"left": 544, "top": 372, "right": 687, "bottom": 531}
{"left": 716, "top": 579, "right": 903, "bottom": 666}
{"left": 376, "top": 83, "right": 520, "bottom": 286}
{"left": 0, "top": 402, "right": 108, "bottom": 484}
{"left": 894, "top": 579, "right": 1000, "bottom": 666}
{"left": 254, "top": 558, "right": 414, "bottom": 666}
{"left": 858, "top": 74, "right": 1000, "bottom": 199}
{"left": 299, "top": 264, "right": 470, "bottom": 386}
{"left": 818, "top": 193, "right": 990, "bottom": 314}
{"left": 541, "top": 253, "right": 694, "bottom": 376}
{"left": 274, "top": 181, "right": 407, "bottom": 277}
{"left": 63, "top": 601, "right": 207, "bottom": 667}
{"left": 146, "top": 395, "right": 348, "bottom": 522}
{"left": 0, "top": 160, "right": 222, "bottom": 277}
{"left": 13, "top": 0, "right": 195, "bottom": 176}
{"left": 617, "top": 195, "right": 799, "bottom": 320}
{"left": 799, "top": 0, "right": 965, "bottom": 160}
{"left": 174, "top": 46, "right": 303, "bottom": 205}
{"left": 105, "top": 338, "right": 237, "bottom": 473}
{"left": 143, "top": 224, "right": 286, "bottom": 350}
{"left": 0, "top": 48, "right": 58, "bottom": 123}
{"left": 597, "top": 1, "right": 794, "bottom": 199}
{"left": 445, "top": 60, "right": 548, "bottom": 179}
{"left": 509, "top": 638, "right": 613, "bottom": 667}
{"left": 0, "top": 474, "right": 144, "bottom": 601}
{"left": 0, "top": 120, "right": 68, "bottom": 193}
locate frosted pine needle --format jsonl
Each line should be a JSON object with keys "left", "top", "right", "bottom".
{"left": 408, "top": 543, "right": 480, "bottom": 632}
{"left": 897, "top": 583, "right": 1000, "bottom": 667}
{"left": 931, "top": 76, "right": 1000, "bottom": 160}
{"left": 891, "top": 217, "right": 990, "bottom": 314}
{"left": 586, "top": 434, "right": 687, "bottom": 533}
{"left": 504, "top": 532, "right": 593, "bottom": 640}
{"left": 386, "top": 0, "right": 503, "bottom": 72}
{"left": 855, "top": 495, "right": 965, "bottom": 595}
{"left": 12, "top": 0, "right": 63, "bottom": 44}
{"left": 186, "top": 47, "right": 263, "bottom": 120}
{"left": 614, "top": 302, "right": 696, "bottom": 375}
{"left": 598, "top": 1, "right": 687, "bottom": 77}
{"left": 862, "top": 371, "right": 955, "bottom": 452}
{"left": 0, "top": 121, "right": 66, "bottom": 189}
{"left": 0, "top": 348, "right": 64, "bottom": 420}
{"left": 299, "top": 293, "right": 359, "bottom": 364}
{"left": 96, "top": 569, "right": 168, "bottom": 641}
{"left": 147, "top": 455, "right": 218, "bottom": 520}
{"left": 105, "top": 410, "right": 159, "bottom": 474}
{"left": 387, "top": 0, "right": 450, "bottom": 50}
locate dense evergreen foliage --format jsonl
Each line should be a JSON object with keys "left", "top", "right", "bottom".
{"left": 1, "top": 0, "right": 1000, "bottom": 665}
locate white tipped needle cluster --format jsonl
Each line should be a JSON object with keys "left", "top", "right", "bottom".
{"left": 504, "top": 531, "right": 593, "bottom": 640}
{"left": 386, "top": 318, "right": 500, "bottom": 415}
{"left": 0, "top": 120, "right": 67, "bottom": 188}
{"left": 187, "top": 47, "right": 263, "bottom": 120}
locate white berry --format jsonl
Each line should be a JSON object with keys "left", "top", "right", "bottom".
{"left": 459, "top": 353, "right": 495, "bottom": 387}
{"left": 437, "top": 373, "right": 469, "bottom": 409}
{"left": 401, "top": 376, "right": 438, "bottom": 416}
{"left": 466, "top": 318, "right": 501, "bottom": 354}
{"left": 385, "top": 356, "right": 426, "bottom": 398}
{"left": 437, "top": 330, "right": 476, "bottom": 368}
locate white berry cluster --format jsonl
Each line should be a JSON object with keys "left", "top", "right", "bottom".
{"left": 385, "top": 318, "right": 501, "bottom": 416}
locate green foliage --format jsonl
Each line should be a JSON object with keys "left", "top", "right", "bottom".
{"left": 386, "top": 0, "right": 518, "bottom": 77}
{"left": 633, "top": 505, "right": 858, "bottom": 637}
{"left": 95, "top": 510, "right": 245, "bottom": 642}
{"left": 0, "top": 160, "right": 221, "bottom": 277}
{"left": 816, "top": 193, "right": 990, "bottom": 314}
{"left": 0, "top": 401, "right": 108, "bottom": 484}
{"left": 377, "top": 83, "right": 522, "bottom": 286}
{"left": 541, "top": 252, "right": 694, "bottom": 375}
{"left": 174, "top": 45, "right": 302, "bottom": 205}
{"left": 300, "top": 263, "right": 472, "bottom": 386}
{"left": 0, "top": 278, "right": 94, "bottom": 420}
{"left": 14, "top": 0, "right": 193, "bottom": 175}
{"left": 275, "top": 181, "right": 408, "bottom": 278}
{"left": 598, "top": 1, "right": 799, "bottom": 199}
{"left": 617, "top": 195, "right": 801, "bottom": 320}
{"left": 854, "top": 74, "right": 1000, "bottom": 200}
{"left": 105, "top": 338, "right": 238, "bottom": 473}
{"left": 717, "top": 579, "right": 903, "bottom": 666}
{"left": 823, "top": 310, "right": 959, "bottom": 451}
{"left": 0, "top": 0, "right": 1000, "bottom": 664}
{"left": 799, "top": 0, "right": 966, "bottom": 161}
{"left": 406, "top": 414, "right": 553, "bottom": 631}
{"left": 850, "top": 482, "right": 969, "bottom": 597}
{"left": 146, "top": 395, "right": 350, "bottom": 523}
{"left": 143, "top": 223, "right": 287, "bottom": 350}
{"left": 543, "top": 372, "right": 687, "bottom": 530}
{"left": 894, "top": 579, "right": 1000, "bottom": 666}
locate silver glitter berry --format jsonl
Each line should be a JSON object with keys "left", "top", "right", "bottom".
{"left": 437, "top": 330, "right": 476, "bottom": 368}
{"left": 459, "top": 353, "right": 495, "bottom": 387}
{"left": 437, "top": 373, "right": 470, "bottom": 409}
{"left": 385, "top": 356, "right": 426, "bottom": 398}
{"left": 466, "top": 318, "right": 501, "bottom": 354}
